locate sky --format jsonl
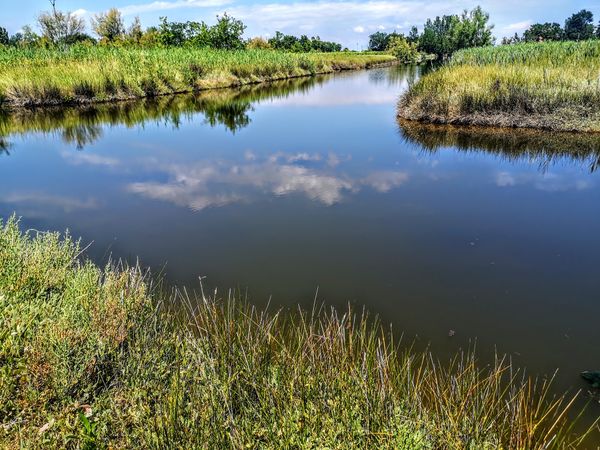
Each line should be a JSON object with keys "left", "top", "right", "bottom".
{"left": 4, "top": 0, "right": 600, "bottom": 49}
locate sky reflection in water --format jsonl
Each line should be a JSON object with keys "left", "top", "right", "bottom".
{"left": 1, "top": 66, "right": 600, "bottom": 414}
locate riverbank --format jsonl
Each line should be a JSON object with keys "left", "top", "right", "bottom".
{"left": 398, "top": 40, "right": 600, "bottom": 133}
{"left": 0, "top": 217, "right": 589, "bottom": 449}
{"left": 0, "top": 47, "right": 395, "bottom": 108}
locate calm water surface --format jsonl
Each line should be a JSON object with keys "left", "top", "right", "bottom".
{"left": 2, "top": 66, "right": 600, "bottom": 424}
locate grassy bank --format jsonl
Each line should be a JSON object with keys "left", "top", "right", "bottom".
{"left": 398, "top": 40, "right": 600, "bottom": 132}
{"left": 0, "top": 46, "right": 395, "bottom": 107}
{"left": 0, "top": 217, "right": 592, "bottom": 449}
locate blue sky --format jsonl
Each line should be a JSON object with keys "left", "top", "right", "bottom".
{"left": 4, "top": 0, "right": 600, "bottom": 49}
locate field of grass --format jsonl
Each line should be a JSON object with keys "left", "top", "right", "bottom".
{"left": 0, "top": 46, "right": 395, "bottom": 107}
{"left": 398, "top": 40, "right": 600, "bottom": 132}
{"left": 0, "top": 216, "right": 593, "bottom": 449}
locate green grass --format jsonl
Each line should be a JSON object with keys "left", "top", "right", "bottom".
{"left": 0, "top": 216, "right": 594, "bottom": 449}
{"left": 0, "top": 46, "right": 395, "bottom": 107}
{"left": 398, "top": 40, "right": 600, "bottom": 132}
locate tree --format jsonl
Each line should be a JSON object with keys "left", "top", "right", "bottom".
{"left": 127, "top": 16, "right": 143, "bottom": 43}
{"left": 38, "top": 0, "right": 86, "bottom": 45}
{"left": 247, "top": 37, "right": 271, "bottom": 49}
{"left": 501, "top": 33, "right": 521, "bottom": 45}
{"left": 207, "top": 13, "right": 245, "bottom": 50}
{"left": 419, "top": 7, "right": 493, "bottom": 57}
{"left": 407, "top": 26, "right": 419, "bottom": 44}
{"left": 522, "top": 22, "right": 563, "bottom": 42}
{"left": 387, "top": 35, "right": 419, "bottom": 63}
{"left": 455, "top": 6, "right": 494, "bottom": 48}
{"left": 92, "top": 8, "right": 125, "bottom": 42}
{"left": 0, "top": 27, "right": 8, "bottom": 46}
{"left": 564, "top": 10, "right": 594, "bottom": 41}
{"left": 368, "top": 31, "right": 389, "bottom": 51}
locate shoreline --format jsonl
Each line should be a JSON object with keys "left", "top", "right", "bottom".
{"left": 0, "top": 51, "right": 397, "bottom": 109}
{"left": 398, "top": 40, "right": 600, "bottom": 134}
{"left": 0, "top": 217, "right": 589, "bottom": 448}
{"left": 397, "top": 107, "right": 600, "bottom": 134}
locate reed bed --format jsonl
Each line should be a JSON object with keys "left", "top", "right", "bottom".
{"left": 398, "top": 40, "right": 600, "bottom": 132}
{"left": 0, "top": 216, "right": 594, "bottom": 448}
{"left": 0, "top": 46, "right": 394, "bottom": 107}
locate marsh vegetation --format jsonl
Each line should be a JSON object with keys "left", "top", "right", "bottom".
{"left": 0, "top": 218, "right": 592, "bottom": 449}
{"left": 399, "top": 40, "right": 600, "bottom": 132}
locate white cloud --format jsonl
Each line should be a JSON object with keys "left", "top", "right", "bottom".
{"left": 495, "top": 171, "right": 594, "bottom": 192}
{"left": 127, "top": 152, "right": 409, "bottom": 211}
{"left": 2, "top": 193, "right": 98, "bottom": 212}
{"left": 61, "top": 151, "right": 120, "bottom": 168}
{"left": 353, "top": 25, "right": 365, "bottom": 33}
{"left": 119, "top": 0, "right": 233, "bottom": 16}
{"left": 500, "top": 20, "right": 532, "bottom": 34}
{"left": 71, "top": 9, "right": 89, "bottom": 17}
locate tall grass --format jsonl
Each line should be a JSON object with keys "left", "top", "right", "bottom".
{"left": 0, "top": 46, "right": 395, "bottom": 107}
{"left": 399, "top": 40, "right": 600, "bottom": 132}
{"left": 0, "top": 216, "right": 594, "bottom": 448}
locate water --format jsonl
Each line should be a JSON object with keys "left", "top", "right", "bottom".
{"left": 1, "top": 65, "right": 600, "bottom": 427}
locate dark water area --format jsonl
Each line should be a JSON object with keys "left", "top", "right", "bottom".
{"left": 1, "top": 65, "right": 600, "bottom": 438}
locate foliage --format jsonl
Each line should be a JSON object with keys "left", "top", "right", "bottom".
{"left": 399, "top": 40, "right": 600, "bottom": 132}
{"left": 246, "top": 37, "right": 272, "bottom": 50}
{"left": 419, "top": 6, "right": 494, "bottom": 57}
{"left": 564, "top": 9, "right": 595, "bottom": 41}
{"left": 157, "top": 14, "right": 245, "bottom": 50}
{"left": 506, "top": 10, "right": 600, "bottom": 45}
{"left": 0, "top": 46, "right": 394, "bottom": 106}
{"left": 127, "top": 16, "right": 143, "bottom": 44}
{"left": 386, "top": 36, "right": 419, "bottom": 63}
{"left": 207, "top": 14, "right": 246, "bottom": 50}
{"left": 0, "top": 218, "right": 590, "bottom": 449}
{"left": 368, "top": 31, "right": 391, "bottom": 51}
{"left": 0, "top": 28, "right": 8, "bottom": 46}
{"left": 37, "top": 0, "right": 86, "bottom": 45}
{"left": 91, "top": 8, "right": 125, "bottom": 42}
{"left": 268, "top": 31, "right": 342, "bottom": 52}
{"left": 523, "top": 23, "right": 564, "bottom": 42}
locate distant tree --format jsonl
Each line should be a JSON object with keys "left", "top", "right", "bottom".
{"left": 0, "top": 27, "right": 8, "bottom": 45}
{"left": 501, "top": 32, "right": 521, "bottom": 45}
{"left": 564, "top": 10, "right": 595, "bottom": 41}
{"left": 127, "top": 16, "right": 143, "bottom": 43}
{"left": 419, "top": 7, "right": 493, "bottom": 57}
{"left": 368, "top": 31, "right": 389, "bottom": 51}
{"left": 20, "top": 25, "right": 41, "bottom": 46}
{"left": 92, "top": 8, "right": 125, "bottom": 42}
{"left": 419, "top": 15, "right": 459, "bottom": 57}
{"left": 268, "top": 31, "right": 341, "bottom": 52}
{"left": 522, "top": 22, "right": 563, "bottom": 42}
{"left": 246, "top": 37, "right": 272, "bottom": 49}
{"left": 407, "top": 26, "right": 419, "bottom": 44}
{"left": 208, "top": 13, "right": 246, "bottom": 50}
{"left": 38, "top": 0, "right": 86, "bottom": 45}
{"left": 455, "top": 6, "right": 494, "bottom": 48}
{"left": 139, "top": 26, "right": 160, "bottom": 47}
{"left": 386, "top": 35, "right": 419, "bottom": 63}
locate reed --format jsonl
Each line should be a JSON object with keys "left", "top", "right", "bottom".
{"left": 0, "top": 46, "right": 395, "bottom": 107}
{"left": 0, "top": 217, "right": 594, "bottom": 448}
{"left": 398, "top": 40, "right": 600, "bottom": 132}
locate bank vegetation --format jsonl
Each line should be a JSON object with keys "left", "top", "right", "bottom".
{"left": 0, "top": 217, "right": 593, "bottom": 448}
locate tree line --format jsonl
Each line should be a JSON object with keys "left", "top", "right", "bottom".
{"left": 502, "top": 10, "right": 600, "bottom": 44}
{"left": 368, "top": 6, "right": 494, "bottom": 59}
{"left": 0, "top": 1, "right": 345, "bottom": 52}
